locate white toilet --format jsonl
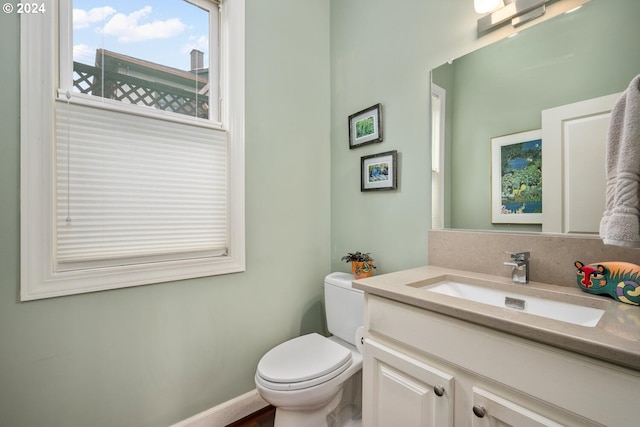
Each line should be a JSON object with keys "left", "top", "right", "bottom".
{"left": 255, "top": 272, "right": 364, "bottom": 427}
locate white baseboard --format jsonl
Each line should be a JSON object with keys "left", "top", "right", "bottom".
{"left": 170, "top": 389, "right": 269, "bottom": 427}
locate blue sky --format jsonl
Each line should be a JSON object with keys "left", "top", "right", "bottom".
{"left": 73, "top": 0, "right": 209, "bottom": 71}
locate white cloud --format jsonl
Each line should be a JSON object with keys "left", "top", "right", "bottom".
{"left": 73, "top": 6, "right": 116, "bottom": 30}
{"left": 181, "top": 35, "right": 209, "bottom": 55}
{"left": 73, "top": 43, "right": 96, "bottom": 64}
{"left": 101, "top": 6, "right": 186, "bottom": 43}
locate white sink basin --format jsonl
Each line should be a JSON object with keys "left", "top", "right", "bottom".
{"left": 422, "top": 280, "right": 605, "bottom": 327}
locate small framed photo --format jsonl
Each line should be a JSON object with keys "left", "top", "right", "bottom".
{"left": 348, "top": 103, "right": 383, "bottom": 149}
{"left": 361, "top": 150, "right": 397, "bottom": 192}
{"left": 491, "top": 129, "right": 542, "bottom": 224}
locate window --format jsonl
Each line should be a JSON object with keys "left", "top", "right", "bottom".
{"left": 66, "top": 0, "right": 219, "bottom": 121}
{"left": 20, "top": 0, "right": 245, "bottom": 300}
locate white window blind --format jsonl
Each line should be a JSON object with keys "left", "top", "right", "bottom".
{"left": 55, "top": 100, "right": 228, "bottom": 268}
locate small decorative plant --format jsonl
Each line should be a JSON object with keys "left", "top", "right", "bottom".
{"left": 341, "top": 251, "right": 377, "bottom": 279}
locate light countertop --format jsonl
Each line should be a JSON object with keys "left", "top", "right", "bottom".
{"left": 353, "top": 265, "right": 640, "bottom": 371}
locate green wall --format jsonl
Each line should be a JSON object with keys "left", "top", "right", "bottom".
{"left": 0, "top": 1, "right": 330, "bottom": 426}
{"left": 330, "top": 1, "right": 426, "bottom": 274}
{"left": 329, "top": 0, "right": 481, "bottom": 273}
{"left": 433, "top": 0, "right": 640, "bottom": 231}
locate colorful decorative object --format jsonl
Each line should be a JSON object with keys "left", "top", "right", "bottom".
{"left": 574, "top": 261, "right": 640, "bottom": 305}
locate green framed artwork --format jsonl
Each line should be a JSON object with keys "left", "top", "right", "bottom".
{"left": 348, "top": 103, "right": 383, "bottom": 149}
{"left": 491, "top": 129, "right": 542, "bottom": 224}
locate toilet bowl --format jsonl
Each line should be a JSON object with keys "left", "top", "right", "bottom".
{"left": 255, "top": 273, "right": 364, "bottom": 427}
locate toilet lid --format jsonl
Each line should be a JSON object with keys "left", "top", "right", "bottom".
{"left": 257, "top": 333, "right": 352, "bottom": 386}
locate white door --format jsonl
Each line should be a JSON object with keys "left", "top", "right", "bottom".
{"left": 363, "top": 339, "right": 454, "bottom": 427}
{"left": 541, "top": 93, "right": 620, "bottom": 233}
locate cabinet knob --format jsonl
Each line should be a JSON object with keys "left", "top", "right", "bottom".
{"left": 472, "top": 404, "right": 486, "bottom": 418}
{"left": 433, "top": 385, "right": 445, "bottom": 397}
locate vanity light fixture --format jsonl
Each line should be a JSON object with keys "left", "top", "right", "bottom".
{"left": 474, "top": 0, "right": 502, "bottom": 14}
{"left": 477, "top": 0, "right": 551, "bottom": 34}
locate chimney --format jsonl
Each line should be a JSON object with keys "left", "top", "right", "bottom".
{"left": 190, "top": 49, "right": 204, "bottom": 71}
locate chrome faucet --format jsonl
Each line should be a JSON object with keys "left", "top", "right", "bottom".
{"left": 504, "top": 252, "right": 530, "bottom": 284}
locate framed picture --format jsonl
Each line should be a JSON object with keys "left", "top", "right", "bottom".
{"left": 348, "top": 104, "right": 383, "bottom": 149}
{"left": 491, "top": 130, "right": 542, "bottom": 224}
{"left": 361, "top": 150, "right": 397, "bottom": 192}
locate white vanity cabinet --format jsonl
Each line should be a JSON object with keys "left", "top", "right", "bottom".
{"left": 362, "top": 294, "right": 640, "bottom": 427}
{"left": 364, "top": 339, "right": 454, "bottom": 427}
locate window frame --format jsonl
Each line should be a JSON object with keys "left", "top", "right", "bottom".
{"left": 20, "top": 0, "right": 245, "bottom": 301}
{"left": 431, "top": 83, "right": 446, "bottom": 230}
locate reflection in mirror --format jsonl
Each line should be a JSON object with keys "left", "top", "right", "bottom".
{"left": 431, "top": 84, "right": 446, "bottom": 229}
{"left": 431, "top": 0, "right": 640, "bottom": 233}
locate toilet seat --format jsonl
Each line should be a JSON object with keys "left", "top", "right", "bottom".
{"left": 256, "top": 333, "right": 353, "bottom": 391}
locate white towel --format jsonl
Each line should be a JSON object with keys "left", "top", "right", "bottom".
{"left": 600, "top": 75, "right": 640, "bottom": 247}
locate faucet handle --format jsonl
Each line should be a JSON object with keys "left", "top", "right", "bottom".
{"left": 505, "top": 251, "right": 530, "bottom": 261}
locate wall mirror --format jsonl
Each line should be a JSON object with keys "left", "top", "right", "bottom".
{"left": 431, "top": 0, "right": 640, "bottom": 233}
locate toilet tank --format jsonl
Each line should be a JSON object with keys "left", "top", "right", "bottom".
{"left": 324, "top": 272, "right": 364, "bottom": 345}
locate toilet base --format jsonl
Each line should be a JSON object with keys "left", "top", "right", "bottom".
{"left": 272, "top": 371, "right": 362, "bottom": 427}
{"left": 273, "top": 390, "right": 342, "bottom": 427}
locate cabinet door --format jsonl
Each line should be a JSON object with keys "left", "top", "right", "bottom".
{"left": 363, "top": 339, "right": 454, "bottom": 427}
{"left": 471, "top": 387, "right": 564, "bottom": 427}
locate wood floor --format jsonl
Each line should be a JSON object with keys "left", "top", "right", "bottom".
{"left": 227, "top": 405, "right": 276, "bottom": 427}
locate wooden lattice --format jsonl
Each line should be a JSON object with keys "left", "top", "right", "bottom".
{"left": 73, "top": 62, "right": 209, "bottom": 119}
